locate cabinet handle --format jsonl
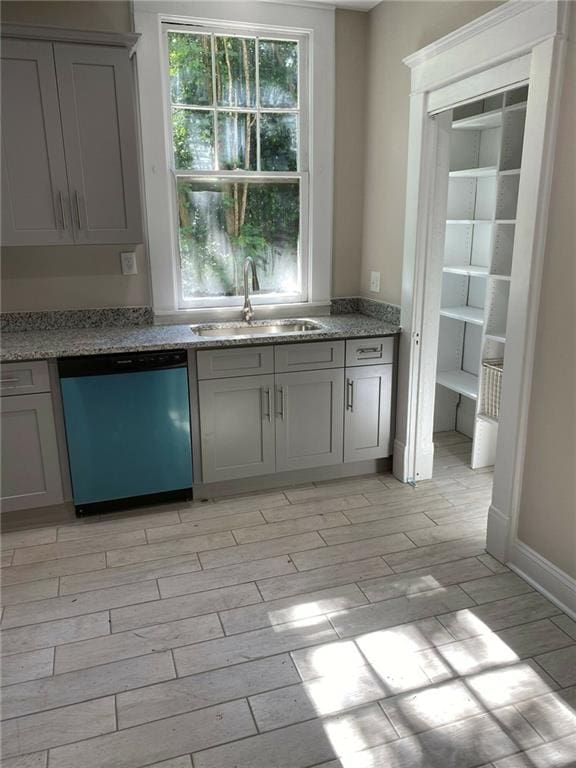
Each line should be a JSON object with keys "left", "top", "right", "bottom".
{"left": 277, "top": 386, "right": 285, "bottom": 420}
{"left": 74, "top": 191, "right": 84, "bottom": 230}
{"left": 346, "top": 378, "right": 354, "bottom": 411}
{"left": 57, "top": 191, "right": 66, "bottom": 230}
{"left": 358, "top": 346, "right": 381, "bottom": 354}
{"left": 0, "top": 377, "right": 20, "bottom": 384}
{"left": 262, "top": 387, "right": 272, "bottom": 422}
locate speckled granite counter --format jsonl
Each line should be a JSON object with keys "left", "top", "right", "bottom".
{"left": 1, "top": 314, "right": 401, "bottom": 362}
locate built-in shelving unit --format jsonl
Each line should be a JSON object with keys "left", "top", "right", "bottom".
{"left": 435, "top": 85, "right": 528, "bottom": 468}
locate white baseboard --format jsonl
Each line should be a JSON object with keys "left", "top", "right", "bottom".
{"left": 393, "top": 438, "right": 434, "bottom": 483}
{"left": 508, "top": 538, "right": 576, "bottom": 620}
{"left": 393, "top": 438, "right": 408, "bottom": 482}
{"left": 486, "top": 504, "right": 509, "bottom": 562}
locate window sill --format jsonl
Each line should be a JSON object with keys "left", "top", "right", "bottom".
{"left": 153, "top": 301, "right": 332, "bottom": 326}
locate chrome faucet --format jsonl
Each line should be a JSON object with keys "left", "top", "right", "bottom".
{"left": 241, "top": 257, "right": 260, "bottom": 323}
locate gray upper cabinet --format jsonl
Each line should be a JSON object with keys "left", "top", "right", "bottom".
{"left": 275, "top": 369, "right": 344, "bottom": 472}
{"left": 1, "top": 39, "right": 73, "bottom": 245}
{"left": 54, "top": 44, "right": 141, "bottom": 244}
{"left": 1, "top": 37, "right": 141, "bottom": 246}
{"left": 344, "top": 364, "right": 393, "bottom": 462}
{"left": 198, "top": 374, "right": 275, "bottom": 483}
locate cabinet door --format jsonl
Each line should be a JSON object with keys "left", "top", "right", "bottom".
{"left": 1, "top": 40, "right": 73, "bottom": 246}
{"left": 199, "top": 375, "right": 275, "bottom": 483}
{"left": 54, "top": 44, "right": 141, "bottom": 244}
{"left": 344, "top": 364, "right": 393, "bottom": 462}
{"left": 275, "top": 369, "right": 344, "bottom": 472}
{"left": 1, "top": 393, "right": 63, "bottom": 513}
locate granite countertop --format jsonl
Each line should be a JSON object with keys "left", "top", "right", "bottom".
{"left": 0, "top": 314, "right": 401, "bottom": 362}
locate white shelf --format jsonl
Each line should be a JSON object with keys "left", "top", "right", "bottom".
{"left": 446, "top": 219, "right": 494, "bottom": 225}
{"left": 489, "top": 273, "right": 512, "bottom": 281}
{"left": 449, "top": 166, "right": 498, "bottom": 178}
{"left": 443, "top": 265, "right": 489, "bottom": 277}
{"left": 452, "top": 109, "right": 502, "bottom": 131}
{"left": 505, "top": 101, "right": 527, "bottom": 113}
{"left": 485, "top": 332, "right": 506, "bottom": 343}
{"left": 437, "top": 370, "right": 479, "bottom": 400}
{"left": 440, "top": 306, "right": 485, "bottom": 325}
{"left": 499, "top": 168, "right": 521, "bottom": 176}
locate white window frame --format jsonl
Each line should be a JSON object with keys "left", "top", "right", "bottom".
{"left": 133, "top": 1, "right": 335, "bottom": 321}
{"left": 164, "top": 23, "right": 308, "bottom": 310}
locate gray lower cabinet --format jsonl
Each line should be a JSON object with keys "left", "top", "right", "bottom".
{"left": 198, "top": 374, "right": 275, "bottom": 483}
{"left": 195, "top": 338, "right": 396, "bottom": 485}
{"left": 275, "top": 369, "right": 345, "bottom": 472}
{"left": 1, "top": 393, "right": 63, "bottom": 513}
{"left": 344, "top": 364, "right": 393, "bottom": 462}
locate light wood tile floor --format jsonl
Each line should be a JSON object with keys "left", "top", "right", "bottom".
{"left": 1, "top": 431, "right": 575, "bottom": 767}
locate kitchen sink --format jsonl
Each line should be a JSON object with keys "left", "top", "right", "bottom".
{"left": 191, "top": 320, "right": 324, "bottom": 337}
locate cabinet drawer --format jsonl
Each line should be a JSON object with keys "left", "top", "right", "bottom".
{"left": 197, "top": 346, "right": 274, "bottom": 380}
{"left": 346, "top": 337, "right": 395, "bottom": 367}
{"left": 275, "top": 340, "right": 345, "bottom": 373}
{"left": 0, "top": 361, "right": 51, "bottom": 396}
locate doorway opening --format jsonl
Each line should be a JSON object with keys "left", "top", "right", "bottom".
{"left": 431, "top": 84, "right": 529, "bottom": 525}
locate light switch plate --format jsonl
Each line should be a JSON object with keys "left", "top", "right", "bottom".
{"left": 370, "top": 271, "right": 381, "bottom": 293}
{"left": 120, "top": 251, "right": 138, "bottom": 275}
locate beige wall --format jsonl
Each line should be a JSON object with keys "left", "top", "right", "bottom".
{"left": 0, "top": 1, "right": 132, "bottom": 33}
{"left": 0, "top": 1, "right": 151, "bottom": 311}
{"left": 360, "top": 0, "right": 501, "bottom": 304}
{"left": 517, "top": 7, "right": 576, "bottom": 578}
{"left": 332, "top": 10, "right": 367, "bottom": 297}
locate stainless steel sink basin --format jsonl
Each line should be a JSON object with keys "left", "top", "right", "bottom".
{"left": 191, "top": 320, "right": 323, "bottom": 338}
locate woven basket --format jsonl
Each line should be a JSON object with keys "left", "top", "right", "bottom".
{"left": 481, "top": 359, "right": 504, "bottom": 420}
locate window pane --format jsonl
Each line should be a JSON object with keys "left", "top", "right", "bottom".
{"left": 259, "top": 40, "right": 298, "bottom": 108}
{"left": 177, "top": 180, "right": 300, "bottom": 300}
{"left": 260, "top": 113, "right": 298, "bottom": 171}
{"left": 172, "top": 109, "right": 214, "bottom": 170}
{"left": 215, "top": 37, "right": 256, "bottom": 108}
{"left": 217, "top": 112, "right": 257, "bottom": 170}
{"left": 168, "top": 32, "right": 212, "bottom": 106}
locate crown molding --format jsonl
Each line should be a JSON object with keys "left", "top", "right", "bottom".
{"left": 403, "top": 0, "right": 558, "bottom": 69}
{"left": 1, "top": 24, "right": 140, "bottom": 55}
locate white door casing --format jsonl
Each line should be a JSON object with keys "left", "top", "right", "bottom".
{"left": 395, "top": 1, "right": 569, "bottom": 568}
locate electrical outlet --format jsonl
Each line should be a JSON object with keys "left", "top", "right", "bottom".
{"left": 120, "top": 251, "right": 138, "bottom": 275}
{"left": 370, "top": 271, "right": 381, "bottom": 293}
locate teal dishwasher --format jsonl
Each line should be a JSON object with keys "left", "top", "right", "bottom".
{"left": 59, "top": 350, "right": 193, "bottom": 515}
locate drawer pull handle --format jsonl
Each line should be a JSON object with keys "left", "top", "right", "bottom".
{"left": 0, "top": 377, "right": 21, "bottom": 384}
{"left": 346, "top": 378, "right": 354, "bottom": 411}
{"left": 358, "top": 346, "right": 381, "bottom": 354}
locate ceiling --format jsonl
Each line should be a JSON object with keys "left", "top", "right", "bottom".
{"left": 307, "top": 0, "right": 380, "bottom": 8}
{"left": 258, "top": 0, "right": 381, "bottom": 11}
